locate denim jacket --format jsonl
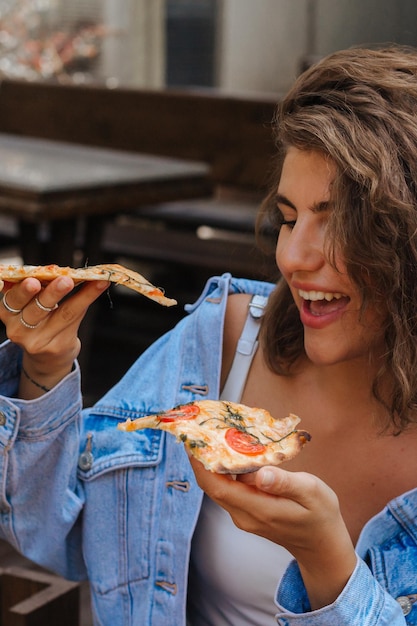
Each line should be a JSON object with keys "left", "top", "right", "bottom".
{"left": 0, "top": 273, "right": 415, "bottom": 625}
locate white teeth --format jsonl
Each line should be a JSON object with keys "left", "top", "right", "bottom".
{"left": 298, "top": 289, "right": 344, "bottom": 301}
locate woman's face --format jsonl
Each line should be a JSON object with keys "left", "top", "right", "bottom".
{"left": 276, "top": 146, "right": 384, "bottom": 366}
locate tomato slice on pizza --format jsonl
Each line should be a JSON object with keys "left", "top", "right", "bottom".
{"left": 159, "top": 404, "right": 201, "bottom": 422}
{"left": 224, "top": 428, "right": 267, "bottom": 456}
{"left": 118, "top": 400, "right": 311, "bottom": 474}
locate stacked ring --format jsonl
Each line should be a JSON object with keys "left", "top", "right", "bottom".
{"left": 2, "top": 291, "right": 22, "bottom": 314}
{"left": 35, "top": 297, "right": 59, "bottom": 313}
{"left": 19, "top": 313, "right": 41, "bottom": 330}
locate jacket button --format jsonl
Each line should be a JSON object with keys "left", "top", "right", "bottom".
{"left": 165, "top": 480, "right": 190, "bottom": 492}
{"left": 0, "top": 412, "right": 6, "bottom": 426}
{"left": 397, "top": 595, "right": 417, "bottom": 615}
{"left": 78, "top": 451, "right": 93, "bottom": 471}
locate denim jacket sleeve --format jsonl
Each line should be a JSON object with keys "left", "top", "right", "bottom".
{"left": 275, "top": 557, "right": 406, "bottom": 625}
{"left": 0, "top": 274, "right": 275, "bottom": 589}
{"left": 0, "top": 340, "right": 87, "bottom": 579}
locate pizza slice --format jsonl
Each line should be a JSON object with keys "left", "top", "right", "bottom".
{"left": 0, "top": 263, "right": 177, "bottom": 306}
{"left": 118, "top": 400, "right": 310, "bottom": 474}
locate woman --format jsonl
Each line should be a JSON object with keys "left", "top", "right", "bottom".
{"left": 0, "top": 46, "right": 416, "bottom": 625}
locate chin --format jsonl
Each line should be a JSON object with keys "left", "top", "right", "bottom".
{"left": 304, "top": 340, "right": 372, "bottom": 368}
{"left": 305, "top": 350, "right": 340, "bottom": 366}
{"left": 304, "top": 337, "right": 350, "bottom": 366}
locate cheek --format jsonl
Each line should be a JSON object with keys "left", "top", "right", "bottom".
{"left": 346, "top": 301, "right": 387, "bottom": 357}
{"left": 275, "top": 244, "right": 280, "bottom": 271}
{"left": 275, "top": 231, "right": 288, "bottom": 275}
{"left": 362, "top": 305, "right": 387, "bottom": 340}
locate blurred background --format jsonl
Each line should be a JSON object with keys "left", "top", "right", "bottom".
{"left": 0, "top": 3, "right": 416, "bottom": 624}
{"left": 1, "top": 0, "right": 417, "bottom": 91}
{"left": 0, "top": 0, "right": 416, "bottom": 408}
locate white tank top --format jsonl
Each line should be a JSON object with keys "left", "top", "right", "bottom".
{"left": 187, "top": 296, "right": 293, "bottom": 626}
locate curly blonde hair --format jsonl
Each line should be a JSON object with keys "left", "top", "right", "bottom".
{"left": 258, "top": 46, "right": 417, "bottom": 430}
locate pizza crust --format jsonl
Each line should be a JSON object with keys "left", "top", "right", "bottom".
{"left": 0, "top": 263, "right": 177, "bottom": 306}
{"left": 118, "top": 400, "right": 311, "bottom": 474}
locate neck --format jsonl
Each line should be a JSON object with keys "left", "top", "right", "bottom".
{"left": 295, "top": 355, "right": 392, "bottom": 431}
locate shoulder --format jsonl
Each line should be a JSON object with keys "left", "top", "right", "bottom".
{"left": 222, "top": 281, "right": 272, "bottom": 350}
{"left": 221, "top": 293, "right": 260, "bottom": 389}
{"left": 223, "top": 293, "right": 253, "bottom": 345}
{"left": 185, "top": 274, "right": 275, "bottom": 313}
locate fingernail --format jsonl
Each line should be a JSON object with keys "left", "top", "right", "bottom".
{"left": 56, "top": 277, "right": 73, "bottom": 291}
{"left": 260, "top": 468, "right": 274, "bottom": 488}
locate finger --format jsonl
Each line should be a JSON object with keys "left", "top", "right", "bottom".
{"left": 0, "top": 279, "right": 41, "bottom": 318}
{"left": 16, "top": 277, "right": 75, "bottom": 329}
{"left": 189, "top": 456, "right": 237, "bottom": 489}
{"left": 18, "top": 278, "right": 108, "bottom": 329}
{"left": 33, "top": 276, "right": 75, "bottom": 310}
{"left": 254, "top": 466, "right": 337, "bottom": 512}
{"left": 191, "top": 456, "right": 302, "bottom": 502}
{"left": 192, "top": 455, "right": 321, "bottom": 515}
{"left": 68, "top": 278, "right": 110, "bottom": 303}
{"left": 51, "top": 279, "right": 110, "bottom": 326}
{"left": 189, "top": 456, "right": 254, "bottom": 509}
{"left": 256, "top": 466, "right": 294, "bottom": 493}
{"left": 189, "top": 457, "right": 292, "bottom": 536}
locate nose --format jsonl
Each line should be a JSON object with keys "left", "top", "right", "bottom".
{"left": 276, "top": 218, "right": 325, "bottom": 275}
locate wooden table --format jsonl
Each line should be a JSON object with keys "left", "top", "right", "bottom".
{"left": 0, "top": 133, "right": 212, "bottom": 265}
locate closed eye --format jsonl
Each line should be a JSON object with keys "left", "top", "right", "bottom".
{"left": 279, "top": 219, "right": 296, "bottom": 229}
{"left": 276, "top": 195, "right": 297, "bottom": 230}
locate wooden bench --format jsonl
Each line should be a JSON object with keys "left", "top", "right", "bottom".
{"left": 102, "top": 211, "right": 275, "bottom": 279}
{"left": 0, "top": 79, "right": 279, "bottom": 281}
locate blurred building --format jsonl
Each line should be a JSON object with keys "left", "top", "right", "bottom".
{"left": 1, "top": 0, "right": 417, "bottom": 93}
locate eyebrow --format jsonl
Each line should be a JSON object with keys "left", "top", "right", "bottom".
{"left": 276, "top": 193, "right": 330, "bottom": 213}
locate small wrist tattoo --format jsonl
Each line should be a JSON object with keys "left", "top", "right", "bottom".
{"left": 21, "top": 366, "right": 51, "bottom": 393}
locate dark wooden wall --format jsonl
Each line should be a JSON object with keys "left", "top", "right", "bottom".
{"left": 0, "top": 80, "right": 278, "bottom": 191}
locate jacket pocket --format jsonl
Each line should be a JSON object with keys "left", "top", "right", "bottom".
{"left": 77, "top": 417, "right": 164, "bottom": 594}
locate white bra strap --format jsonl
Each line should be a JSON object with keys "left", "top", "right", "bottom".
{"left": 220, "top": 294, "right": 268, "bottom": 403}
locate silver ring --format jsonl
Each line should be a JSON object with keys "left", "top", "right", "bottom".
{"left": 35, "top": 297, "right": 58, "bottom": 313}
{"left": 19, "top": 312, "right": 41, "bottom": 330}
{"left": 2, "top": 291, "right": 22, "bottom": 314}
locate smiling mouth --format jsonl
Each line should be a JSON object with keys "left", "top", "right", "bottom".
{"left": 298, "top": 289, "right": 350, "bottom": 316}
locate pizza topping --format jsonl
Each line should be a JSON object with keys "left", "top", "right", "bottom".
{"left": 118, "top": 400, "right": 310, "bottom": 474}
{"left": 200, "top": 404, "right": 246, "bottom": 430}
{"left": 183, "top": 437, "right": 208, "bottom": 449}
{"left": 159, "top": 404, "right": 200, "bottom": 422}
{"left": 225, "top": 428, "right": 267, "bottom": 456}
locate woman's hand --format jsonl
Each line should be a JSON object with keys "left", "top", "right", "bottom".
{"left": 0, "top": 276, "right": 109, "bottom": 398}
{"left": 190, "top": 457, "right": 357, "bottom": 610}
